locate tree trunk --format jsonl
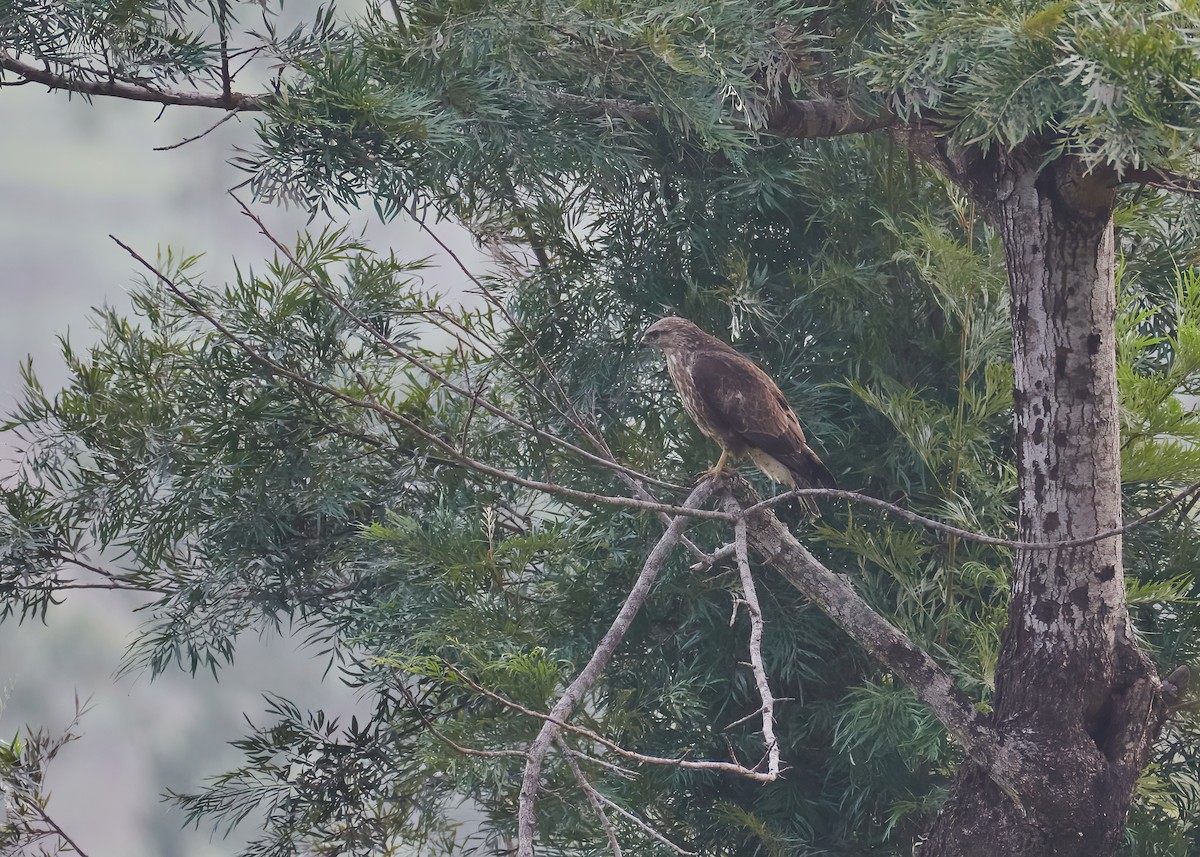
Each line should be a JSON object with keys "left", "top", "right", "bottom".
{"left": 919, "top": 151, "right": 1171, "bottom": 856}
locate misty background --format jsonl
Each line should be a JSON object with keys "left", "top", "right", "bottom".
{"left": 0, "top": 83, "right": 491, "bottom": 855}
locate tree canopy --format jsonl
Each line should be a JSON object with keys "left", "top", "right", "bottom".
{"left": 5, "top": 0, "right": 1200, "bottom": 855}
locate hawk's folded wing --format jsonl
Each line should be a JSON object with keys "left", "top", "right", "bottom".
{"left": 690, "top": 350, "right": 836, "bottom": 490}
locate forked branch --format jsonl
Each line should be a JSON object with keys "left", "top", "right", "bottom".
{"left": 723, "top": 477, "right": 1027, "bottom": 804}
{"left": 516, "top": 479, "right": 717, "bottom": 857}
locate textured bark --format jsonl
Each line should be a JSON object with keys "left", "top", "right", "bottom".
{"left": 727, "top": 479, "right": 1007, "bottom": 775}
{"left": 915, "top": 148, "right": 1172, "bottom": 857}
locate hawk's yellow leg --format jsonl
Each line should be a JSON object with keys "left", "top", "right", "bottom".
{"left": 700, "top": 449, "right": 732, "bottom": 482}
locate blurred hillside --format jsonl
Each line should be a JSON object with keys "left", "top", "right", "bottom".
{"left": 0, "top": 86, "right": 491, "bottom": 856}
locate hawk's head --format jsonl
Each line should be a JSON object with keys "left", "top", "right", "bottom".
{"left": 639, "top": 317, "right": 706, "bottom": 351}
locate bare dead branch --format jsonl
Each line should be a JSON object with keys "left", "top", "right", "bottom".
{"left": 724, "top": 476, "right": 1028, "bottom": 805}
{"left": 730, "top": 512, "right": 781, "bottom": 779}
{"left": 517, "top": 478, "right": 717, "bottom": 857}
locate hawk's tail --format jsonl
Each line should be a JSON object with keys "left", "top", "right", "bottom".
{"left": 783, "top": 444, "right": 837, "bottom": 517}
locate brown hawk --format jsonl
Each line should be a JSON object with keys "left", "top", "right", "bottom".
{"left": 640, "top": 317, "right": 836, "bottom": 511}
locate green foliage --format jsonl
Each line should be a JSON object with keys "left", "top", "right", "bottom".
{"left": 0, "top": 698, "right": 89, "bottom": 854}
{"left": 867, "top": 0, "right": 1200, "bottom": 170}
{"left": 8, "top": 0, "right": 1200, "bottom": 853}
{"left": 1119, "top": 266, "right": 1200, "bottom": 484}
{"left": 5, "top": 130, "right": 1200, "bottom": 855}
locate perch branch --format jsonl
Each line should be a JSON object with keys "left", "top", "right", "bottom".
{"left": 724, "top": 476, "right": 1029, "bottom": 806}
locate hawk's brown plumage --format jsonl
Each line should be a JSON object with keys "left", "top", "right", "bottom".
{"left": 640, "top": 317, "right": 836, "bottom": 511}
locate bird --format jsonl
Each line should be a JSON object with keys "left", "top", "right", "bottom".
{"left": 640, "top": 317, "right": 836, "bottom": 513}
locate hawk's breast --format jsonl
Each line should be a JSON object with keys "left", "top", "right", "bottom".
{"left": 665, "top": 349, "right": 739, "bottom": 451}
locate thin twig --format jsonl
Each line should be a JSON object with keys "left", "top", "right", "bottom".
{"left": 590, "top": 791, "right": 698, "bottom": 857}
{"left": 556, "top": 735, "right": 623, "bottom": 857}
{"left": 15, "top": 794, "right": 91, "bottom": 857}
{"left": 690, "top": 542, "right": 736, "bottom": 572}
{"left": 564, "top": 748, "right": 636, "bottom": 780}
{"left": 217, "top": 0, "right": 232, "bottom": 102}
{"left": 57, "top": 556, "right": 171, "bottom": 594}
{"left": 750, "top": 480, "right": 1200, "bottom": 551}
{"left": 445, "top": 664, "right": 780, "bottom": 779}
{"left": 397, "top": 684, "right": 527, "bottom": 760}
{"left": 40, "top": 582, "right": 163, "bottom": 593}
{"left": 154, "top": 109, "right": 240, "bottom": 150}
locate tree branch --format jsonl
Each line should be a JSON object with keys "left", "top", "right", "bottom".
{"left": 1120, "top": 165, "right": 1200, "bottom": 198}
{"left": 729, "top": 511, "right": 781, "bottom": 779}
{"left": 11, "top": 794, "right": 91, "bottom": 857}
{"left": 0, "top": 51, "right": 271, "bottom": 110}
{"left": 154, "top": 109, "right": 242, "bottom": 150}
{"left": 764, "top": 97, "right": 897, "bottom": 139}
{"left": 444, "top": 663, "right": 782, "bottom": 779}
{"left": 750, "top": 479, "right": 1200, "bottom": 551}
{"left": 3, "top": 46, "right": 893, "bottom": 144}
{"left": 517, "top": 478, "right": 717, "bottom": 857}
{"left": 723, "top": 476, "right": 1026, "bottom": 805}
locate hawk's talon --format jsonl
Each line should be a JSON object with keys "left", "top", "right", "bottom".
{"left": 698, "top": 451, "right": 736, "bottom": 483}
